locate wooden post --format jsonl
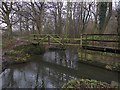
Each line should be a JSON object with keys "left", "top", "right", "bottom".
{"left": 80, "top": 34, "right": 83, "bottom": 48}
{"left": 85, "top": 34, "right": 87, "bottom": 59}
{"left": 34, "top": 35, "right": 35, "bottom": 40}
{"left": 37, "top": 34, "right": 38, "bottom": 40}
{"left": 62, "top": 35, "right": 64, "bottom": 46}
{"left": 92, "top": 35, "right": 94, "bottom": 46}
{"left": 117, "top": 72, "right": 120, "bottom": 90}
{"left": 48, "top": 35, "right": 50, "bottom": 45}
{"left": 85, "top": 34, "right": 87, "bottom": 49}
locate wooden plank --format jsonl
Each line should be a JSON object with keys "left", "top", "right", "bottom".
{"left": 82, "top": 34, "right": 119, "bottom": 36}
{"left": 86, "top": 39, "right": 119, "bottom": 42}
{"left": 82, "top": 46, "right": 120, "bottom": 54}
{"left": 48, "top": 35, "right": 64, "bottom": 45}
{"left": 31, "top": 41, "right": 80, "bottom": 46}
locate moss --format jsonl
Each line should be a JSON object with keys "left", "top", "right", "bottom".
{"left": 78, "top": 58, "right": 120, "bottom": 71}
{"left": 78, "top": 49, "right": 120, "bottom": 72}
{"left": 78, "top": 49, "right": 120, "bottom": 58}
{"left": 62, "top": 79, "right": 118, "bottom": 89}
{"left": 5, "top": 44, "right": 45, "bottom": 64}
{"left": 12, "top": 44, "right": 45, "bottom": 55}
{"left": 5, "top": 49, "right": 30, "bottom": 63}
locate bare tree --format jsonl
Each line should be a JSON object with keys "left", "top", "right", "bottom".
{"left": 25, "top": 2, "right": 45, "bottom": 34}
{"left": 57, "top": 2, "right": 63, "bottom": 36}
{"left": 0, "top": 2, "right": 13, "bottom": 38}
{"left": 0, "top": 2, "right": 21, "bottom": 38}
{"left": 98, "top": 2, "right": 112, "bottom": 34}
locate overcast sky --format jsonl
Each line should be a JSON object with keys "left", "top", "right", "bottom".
{"left": 1, "top": 0, "right": 120, "bottom": 2}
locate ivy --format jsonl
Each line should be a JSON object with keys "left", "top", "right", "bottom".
{"left": 99, "top": 2, "right": 107, "bottom": 33}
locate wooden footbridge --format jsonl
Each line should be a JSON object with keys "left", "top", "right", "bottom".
{"left": 31, "top": 34, "right": 81, "bottom": 46}
{"left": 30, "top": 34, "right": 120, "bottom": 54}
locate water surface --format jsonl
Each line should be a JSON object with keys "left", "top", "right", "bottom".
{"left": 2, "top": 48, "right": 120, "bottom": 88}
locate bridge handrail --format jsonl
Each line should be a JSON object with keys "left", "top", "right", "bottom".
{"left": 81, "top": 34, "right": 119, "bottom": 42}
{"left": 48, "top": 34, "right": 64, "bottom": 45}
{"left": 82, "top": 34, "right": 120, "bottom": 36}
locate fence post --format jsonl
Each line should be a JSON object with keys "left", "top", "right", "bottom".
{"left": 34, "top": 34, "right": 35, "bottom": 40}
{"left": 92, "top": 34, "right": 94, "bottom": 46}
{"left": 48, "top": 35, "right": 50, "bottom": 45}
{"left": 61, "top": 34, "right": 64, "bottom": 46}
{"left": 85, "top": 34, "right": 87, "bottom": 58}
{"left": 80, "top": 34, "right": 83, "bottom": 48}
{"left": 85, "top": 34, "right": 87, "bottom": 49}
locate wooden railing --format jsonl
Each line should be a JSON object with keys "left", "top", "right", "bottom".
{"left": 81, "top": 34, "right": 120, "bottom": 54}
{"left": 30, "top": 34, "right": 120, "bottom": 53}
{"left": 31, "top": 34, "right": 82, "bottom": 46}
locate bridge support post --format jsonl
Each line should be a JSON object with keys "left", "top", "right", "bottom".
{"left": 48, "top": 35, "right": 50, "bottom": 45}
{"left": 80, "top": 34, "right": 83, "bottom": 48}
{"left": 84, "top": 34, "right": 87, "bottom": 59}
{"left": 34, "top": 35, "right": 35, "bottom": 40}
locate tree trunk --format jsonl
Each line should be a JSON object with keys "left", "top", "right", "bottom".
{"left": 117, "top": 9, "right": 120, "bottom": 49}
{"left": 57, "top": 2, "right": 62, "bottom": 36}
{"left": 66, "top": 1, "right": 70, "bottom": 38}
{"left": 7, "top": 22, "right": 12, "bottom": 39}
{"left": 93, "top": 3, "right": 99, "bottom": 34}
{"left": 32, "top": 22, "right": 35, "bottom": 34}
{"left": 102, "top": 2, "right": 112, "bottom": 33}
{"left": 98, "top": 2, "right": 112, "bottom": 34}
{"left": 20, "top": 17, "right": 22, "bottom": 36}
{"left": 36, "top": 23, "right": 41, "bottom": 34}
{"left": 69, "top": 3, "right": 73, "bottom": 38}
{"left": 54, "top": 15, "right": 58, "bottom": 34}
{"left": 6, "top": 12, "right": 12, "bottom": 39}
{"left": 25, "top": 17, "right": 29, "bottom": 35}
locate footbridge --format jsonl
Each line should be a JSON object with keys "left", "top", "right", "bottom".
{"left": 30, "top": 34, "right": 120, "bottom": 54}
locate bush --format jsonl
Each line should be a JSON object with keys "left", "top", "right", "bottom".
{"left": 5, "top": 44, "right": 45, "bottom": 64}
{"left": 13, "top": 44, "right": 45, "bottom": 55}
{"left": 62, "top": 79, "right": 118, "bottom": 89}
{"left": 5, "top": 49, "right": 30, "bottom": 63}
{"left": 25, "top": 44, "right": 45, "bottom": 55}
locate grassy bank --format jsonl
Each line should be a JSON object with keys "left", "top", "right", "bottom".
{"left": 4, "top": 44, "right": 45, "bottom": 64}
{"left": 78, "top": 49, "right": 120, "bottom": 72}
{"left": 62, "top": 79, "right": 118, "bottom": 89}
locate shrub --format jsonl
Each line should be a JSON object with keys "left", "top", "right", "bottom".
{"left": 5, "top": 44, "right": 45, "bottom": 63}
{"left": 13, "top": 44, "right": 45, "bottom": 55}
{"left": 62, "top": 79, "right": 118, "bottom": 89}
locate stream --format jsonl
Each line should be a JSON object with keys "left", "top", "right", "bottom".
{"left": 1, "top": 47, "right": 120, "bottom": 88}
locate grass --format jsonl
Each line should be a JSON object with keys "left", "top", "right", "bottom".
{"left": 62, "top": 79, "right": 118, "bottom": 89}
{"left": 13, "top": 44, "right": 45, "bottom": 55}
{"left": 4, "top": 44, "right": 45, "bottom": 64}
{"left": 78, "top": 49, "right": 120, "bottom": 58}
{"left": 5, "top": 49, "right": 31, "bottom": 63}
{"left": 78, "top": 49, "right": 120, "bottom": 71}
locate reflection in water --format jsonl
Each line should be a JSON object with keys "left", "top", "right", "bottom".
{"left": 43, "top": 49, "right": 78, "bottom": 68}
{"left": 2, "top": 48, "right": 120, "bottom": 88}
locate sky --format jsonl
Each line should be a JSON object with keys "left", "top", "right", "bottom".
{"left": 1, "top": 0, "right": 120, "bottom": 2}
